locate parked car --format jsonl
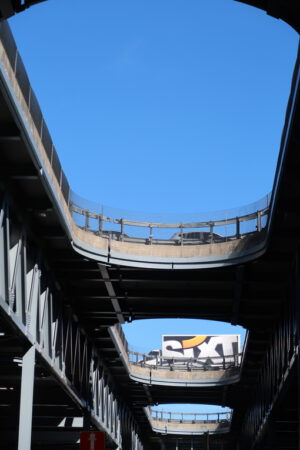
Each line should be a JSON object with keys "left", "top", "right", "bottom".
{"left": 171, "top": 231, "right": 224, "bottom": 244}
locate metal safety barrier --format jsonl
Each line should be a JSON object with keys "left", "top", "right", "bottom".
{"left": 128, "top": 350, "right": 242, "bottom": 371}
{"left": 70, "top": 198, "right": 269, "bottom": 245}
{"left": 149, "top": 408, "right": 232, "bottom": 424}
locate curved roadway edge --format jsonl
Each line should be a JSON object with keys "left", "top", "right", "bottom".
{"left": 144, "top": 408, "right": 231, "bottom": 436}
{"left": 0, "top": 20, "right": 298, "bottom": 269}
{"left": 71, "top": 233, "right": 267, "bottom": 270}
{"left": 108, "top": 326, "right": 241, "bottom": 388}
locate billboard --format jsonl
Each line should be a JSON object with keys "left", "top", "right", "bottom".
{"left": 162, "top": 335, "right": 241, "bottom": 365}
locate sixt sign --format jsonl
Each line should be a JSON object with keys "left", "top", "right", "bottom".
{"left": 162, "top": 335, "right": 241, "bottom": 365}
{"left": 80, "top": 432, "right": 105, "bottom": 450}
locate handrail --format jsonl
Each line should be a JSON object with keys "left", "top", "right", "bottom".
{"left": 127, "top": 349, "right": 242, "bottom": 371}
{"left": 148, "top": 407, "right": 232, "bottom": 424}
{"left": 70, "top": 198, "right": 269, "bottom": 245}
{"left": 113, "top": 209, "right": 268, "bottom": 229}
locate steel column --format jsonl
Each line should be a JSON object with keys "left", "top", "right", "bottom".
{"left": 17, "top": 346, "right": 35, "bottom": 450}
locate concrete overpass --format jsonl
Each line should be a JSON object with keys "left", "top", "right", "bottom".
{"left": 0, "top": 1, "right": 300, "bottom": 449}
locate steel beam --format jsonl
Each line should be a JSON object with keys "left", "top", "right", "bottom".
{"left": 98, "top": 264, "right": 124, "bottom": 324}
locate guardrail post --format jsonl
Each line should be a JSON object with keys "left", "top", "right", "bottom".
{"left": 223, "top": 355, "right": 225, "bottom": 369}
{"left": 98, "top": 215, "right": 103, "bottom": 234}
{"left": 236, "top": 217, "right": 240, "bottom": 239}
{"left": 209, "top": 222, "right": 214, "bottom": 243}
{"left": 257, "top": 210, "right": 262, "bottom": 232}
{"left": 85, "top": 211, "right": 89, "bottom": 231}
{"left": 180, "top": 224, "right": 183, "bottom": 246}
{"left": 120, "top": 218, "right": 124, "bottom": 239}
{"left": 149, "top": 225, "right": 153, "bottom": 244}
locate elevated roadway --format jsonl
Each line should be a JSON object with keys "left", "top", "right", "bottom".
{"left": 0, "top": 2, "right": 300, "bottom": 449}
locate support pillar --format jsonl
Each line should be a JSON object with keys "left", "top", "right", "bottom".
{"left": 296, "top": 251, "right": 300, "bottom": 450}
{"left": 206, "top": 432, "right": 210, "bottom": 450}
{"left": 18, "top": 346, "right": 35, "bottom": 450}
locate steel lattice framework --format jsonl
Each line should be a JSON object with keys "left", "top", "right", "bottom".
{"left": 0, "top": 195, "right": 143, "bottom": 450}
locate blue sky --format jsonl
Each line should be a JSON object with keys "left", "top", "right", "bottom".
{"left": 9, "top": 0, "right": 299, "bottom": 414}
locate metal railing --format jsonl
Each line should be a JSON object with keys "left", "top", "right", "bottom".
{"left": 149, "top": 408, "right": 232, "bottom": 424}
{"left": 70, "top": 195, "right": 269, "bottom": 245}
{"left": 128, "top": 350, "right": 241, "bottom": 371}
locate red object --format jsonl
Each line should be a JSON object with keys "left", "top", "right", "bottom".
{"left": 80, "top": 432, "right": 105, "bottom": 450}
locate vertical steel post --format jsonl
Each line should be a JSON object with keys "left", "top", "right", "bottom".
{"left": 149, "top": 225, "right": 153, "bottom": 244}
{"left": 296, "top": 251, "right": 300, "bottom": 450}
{"left": 175, "top": 438, "right": 179, "bottom": 450}
{"left": 236, "top": 217, "right": 240, "bottom": 239}
{"left": 18, "top": 346, "right": 35, "bottom": 450}
{"left": 209, "top": 222, "right": 214, "bottom": 243}
{"left": 85, "top": 211, "right": 89, "bottom": 230}
{"left": 257, "top": 210, "right": 262, "bottom": 232}
{"left": 98, "top": 214, "right": 103, "bottom": 234}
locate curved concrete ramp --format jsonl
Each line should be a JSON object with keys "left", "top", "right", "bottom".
{"left": 145, "top": 407, "right": 232, "bottom": 436}
{"left": 109, "top": 326, "right": 241, "bottom": 387}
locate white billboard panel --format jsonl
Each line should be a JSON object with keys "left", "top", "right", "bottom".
{"left": 162, "top": 335, "right": 241, "bottom": 365}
